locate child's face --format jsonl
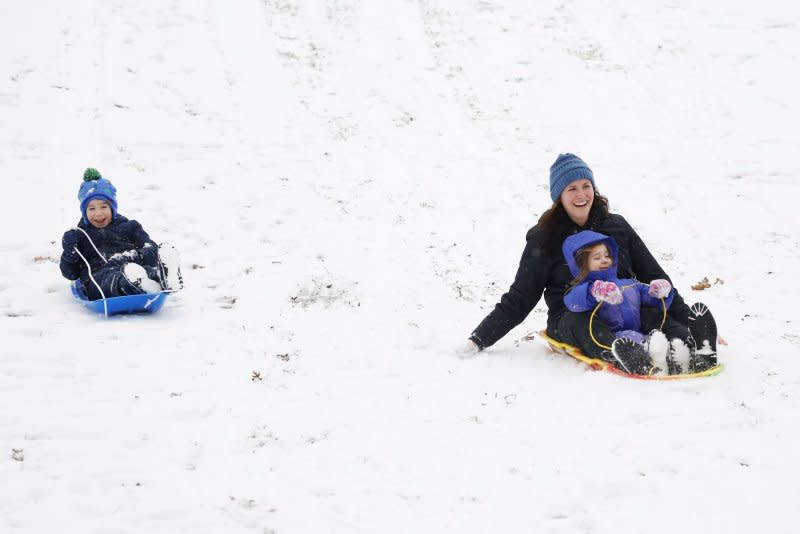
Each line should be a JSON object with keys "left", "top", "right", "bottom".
{"left": 86, "top": 199, "right": 112, "bottom": 228}
{"left": 586, "top": 243, "right": 612, "bottom": 271}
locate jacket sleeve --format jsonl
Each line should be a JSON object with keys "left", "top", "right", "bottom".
{"left": 564, "top": 282, "right": 596, "bottom": 312}
{"left": 59, "top": 229, "right": 83, "bottom": 281}
{"left": 619, "top": 216, "right": 690, "bottom": 323}
{"left": 129, "top": 220, "right": 160, "bottom": 265}
{"left": 470, "top": 236, "right": 549, "bottom": 349}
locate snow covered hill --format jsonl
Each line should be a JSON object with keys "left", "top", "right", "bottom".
{"left": 2, "top": 1, "right": 799, "bottom": 532}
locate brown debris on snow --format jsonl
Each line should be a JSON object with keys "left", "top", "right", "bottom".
{"left": 691, "top": 277, "right": 725, "bottom": 290}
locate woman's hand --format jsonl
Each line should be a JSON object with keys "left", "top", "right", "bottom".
{"left": 456, "top": 339, "right": 481, "bottom": 358}
{"left": 590, "top": 280, "right": 623, "bottom": 305}
{"left": 648, "top": 279, "right": 672, "bottom": 299}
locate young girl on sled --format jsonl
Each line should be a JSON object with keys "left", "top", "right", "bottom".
{"left": 562, "top": 230, "right": 713, "bottom": 375}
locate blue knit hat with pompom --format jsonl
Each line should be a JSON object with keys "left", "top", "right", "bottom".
{"left": 549, "top": 153, "right": 595, "bottom": 202}
{"left": 78, "top": 168, "right": 118, "bottom": 223}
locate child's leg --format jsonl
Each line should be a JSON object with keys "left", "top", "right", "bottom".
{"left": 83, "top": 264, "right": 146, "bottom": 300}
{"left": 640, "top": 307, "right": 691, "bottom": 340}
{"left": 552, "top": 312, "right": 656, "bottom": 374}
{"left": 132, "top": 243, "right": 183, "bottom": 290}
{"left": 134, "top": 245, "right": 164, "bottom": 286}
{"left": 615, "top": 329, "right": 647, "bottom": 344}
{"left": 142, "top": 264, "right": 163, "bottom": 287}
{"left": 640, "top": 308, "right": 697, "bottom": 373}
{"left": 123, "top": 263, "right": 162, "bottom": 293}
{"left": 550, "top": 311, "right": 617, "bottom": 358}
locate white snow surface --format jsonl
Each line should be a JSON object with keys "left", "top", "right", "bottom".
{"left": 2, "top": 1, "right": 799, "bottom": 532}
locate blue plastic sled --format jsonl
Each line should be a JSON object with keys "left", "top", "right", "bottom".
{"left": 71, "top": 280, "right": 168, "bottom": 317}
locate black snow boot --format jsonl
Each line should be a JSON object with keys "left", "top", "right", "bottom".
{"left": 688, "top": 302, "right": 718, "bottom": 372}
{"left": 610, "top": 337, "right": 656, "bottom": 375}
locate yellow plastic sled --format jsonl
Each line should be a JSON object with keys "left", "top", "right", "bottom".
{"left": 538, "top": 330, "right": 723, "bottom": 380}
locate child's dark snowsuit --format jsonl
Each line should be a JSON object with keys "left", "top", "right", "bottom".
{"left": 60, "top": 216, "right": 161, "bottom": 300}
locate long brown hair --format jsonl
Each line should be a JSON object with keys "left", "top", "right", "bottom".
{"left": 537, "top": 192, "right": 610, "bottom": 256}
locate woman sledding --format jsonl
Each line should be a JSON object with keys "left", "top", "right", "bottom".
{"left": 462, "top": 153, "right": 717, "bottom": 375}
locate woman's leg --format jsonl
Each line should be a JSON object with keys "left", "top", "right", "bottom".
{"left": 549, "top": 311, "right": 616, "bottom": 358}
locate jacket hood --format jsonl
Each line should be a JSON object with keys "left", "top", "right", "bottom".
{"left": 562, "top": 230, "right": 619, "bottom": 279}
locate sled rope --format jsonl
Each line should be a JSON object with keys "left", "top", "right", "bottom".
{"left": 72, "top": 227, "right": 111, "bottom": 317}
{"left": 588, "top": 303, "right": 613, "bottom": 351}
{"left": 589, "top": 289, "right": 668, "bottom": 348}
{"left": 589, "top": 305, "right": 632, "bottom": 374}
{"left": 588, "top": 292, "right": 668, "bottom": 376}
{"left": 74, "top": 227, "right": 108, "bottom": 263}
{"left": 73, "top": 247, "right": 108, "bottom": 318}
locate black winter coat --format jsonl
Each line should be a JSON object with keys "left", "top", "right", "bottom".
{"left": 470, "top": 213, "right": 690, "bottom": 349}
{"left": 59, "top": 215, "right": 158, "bottom": 284}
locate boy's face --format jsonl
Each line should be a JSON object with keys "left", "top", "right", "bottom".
{"left": 587, "top": 243, "right": 612, "bottom": 272}
{"left": 86, "top": 198, "right": 113, "bottom": 228}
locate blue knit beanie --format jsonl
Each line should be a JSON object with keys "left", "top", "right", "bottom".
{"left": 549, "top": 153, "right": 595, "bottom": 202}
{"left": 78, "top": 168, "right": 118, "bottom": 223}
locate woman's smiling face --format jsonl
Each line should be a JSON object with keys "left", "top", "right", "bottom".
{"left": 560, "top": 178, "right": 594, "bottom": 226}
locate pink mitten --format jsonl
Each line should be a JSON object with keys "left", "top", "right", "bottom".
{"left": 590, "top": 280, "right": 623, "bottom": 305}
{"left": 648, "top": 279, "right": 672, "bottom": 299}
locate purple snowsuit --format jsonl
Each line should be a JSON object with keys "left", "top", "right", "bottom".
{"left": 562, "top": 231, "right": 674, "bottom": 343}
